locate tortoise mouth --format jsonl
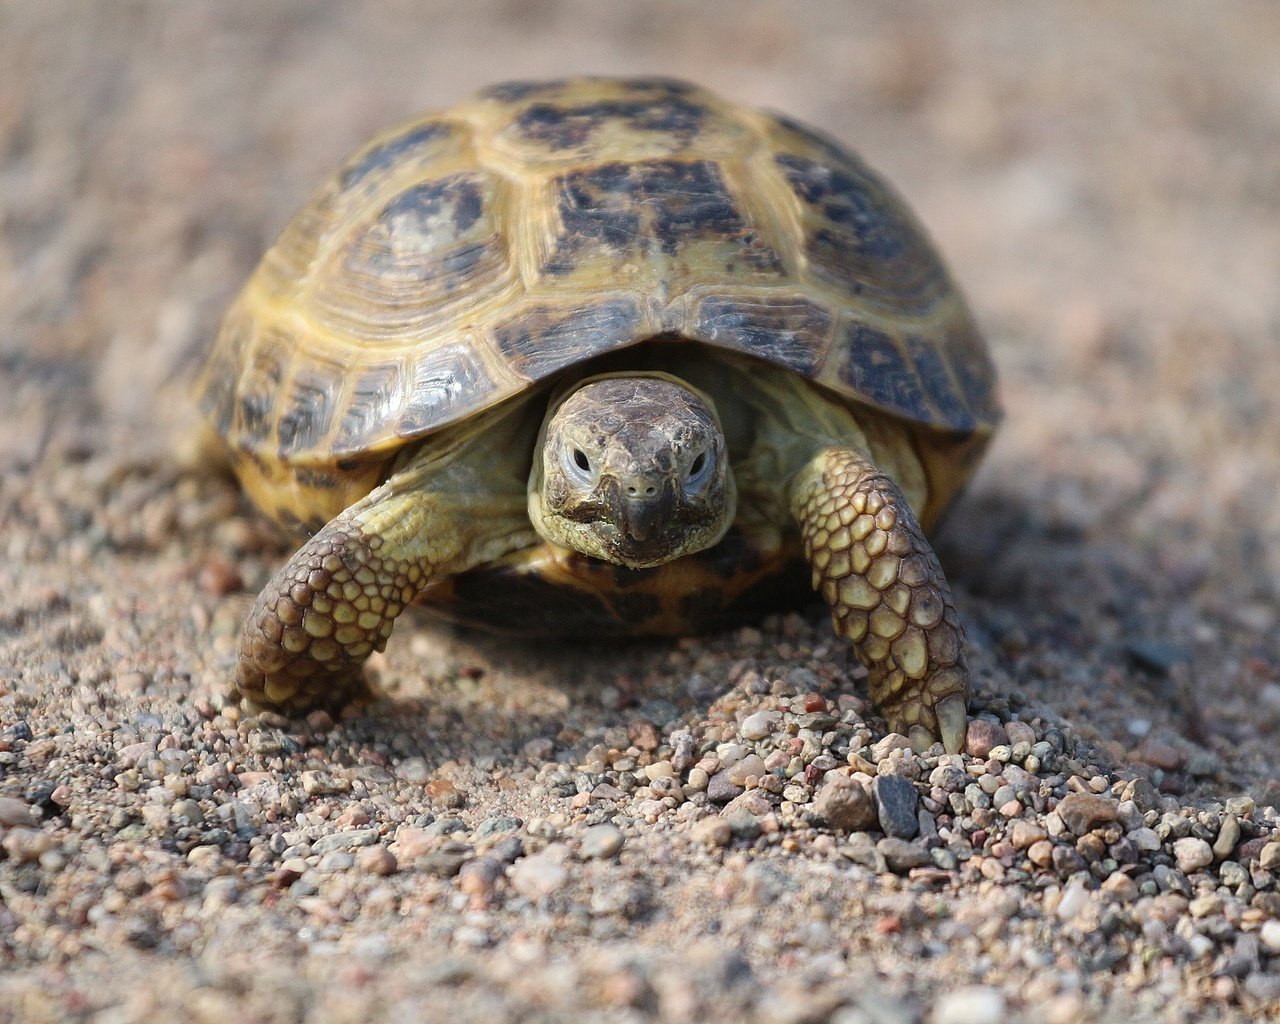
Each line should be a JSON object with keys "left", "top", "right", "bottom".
{"left": 607, "top": 532, "right": 683, "bottom": 569}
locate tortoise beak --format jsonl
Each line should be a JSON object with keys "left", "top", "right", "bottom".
{"left": 603, "top": 476, "right": 677, "bottom": 551}
{"left": 618, "top": 492, "right": 670, "bottom": 544}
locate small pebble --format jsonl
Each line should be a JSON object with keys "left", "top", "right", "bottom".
{"left": 872, "top": 774, "right": 919, "bottom": 839}
{"left": 692, "top": 817, "right": 733, "bottom": 848}
{"left": 510, "top": 847, "right": 570, "bottom": 898}
{"left": 870, "top": 734, "right": 913, "bottom": 762}
{"left": 1214, "top": 814, "right": 1240, "bottom": 860}
{"left": 581, "top": 823, "right": 625, "bottom": 860}
{"left": 1056, "top": 878, "right": 1090, "bottom": 920}
{"left": 964, "top": 720, "right": 1008, "bottom": 759}
{"left": 1, "top": 828, "right": 51, "bottom": 864}
{"left": 706, "top": 771, "right": 745, "bottom": 805}
{"left": 1028, "top": 840, "right": 1055, "bottom": 868}
{"left": 722, "top": 806, "right": 762, "bottom": 841}
{"left": 1173, "top": 837, "right": 1213, "bottom": 873}
{"left": 1188, "top": 893, "right": 1222, "bottom": 918}
{"left": 458, "top": 856, "right": 505, "bottom": 901}
{"left": 643, "top": 760, "right": 674, "bottom": 781}
{"left": 812, "top": 775, "right": 877, "bottom": 833}
{"left": 1011, "top": 822, "right": 1048, "bottom": 849}
{"left": 932, "top": 985, "right": 1005, "bottom": 1024}
{"left": 740, "top": 710, "right": 780, "bottom": 740}
{"left": 317, "top": 851, "right": 354, "bottom": 872}
{"left": 878, "top": 837, "right": 931, "bottom": 873}
{"left": 1055, "top": 792, "right": 1119, "bottom": 835}
{"left": 356, "top": 846, "right": 397, "bottom": 876}
{"left": 0, "top": 797, "right": 35, "bottom": 827}
{"left": 1101, "top": 872, "right": 1138, "bottom": 901}
{"left": 726, "top": 754, "right": 767, "bottom": 787}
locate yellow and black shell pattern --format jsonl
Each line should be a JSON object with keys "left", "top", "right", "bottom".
{"left": 196, "top": 77, "right": 999, "bottom": 532}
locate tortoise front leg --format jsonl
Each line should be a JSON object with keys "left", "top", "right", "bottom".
{"left": 236, "top": 473, "right": 464, "bottom": 713}
{"left": 791, "top": 448, "right": 970, "bottom": 753}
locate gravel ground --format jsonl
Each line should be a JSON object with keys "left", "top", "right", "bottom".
{"left": 3, "top": 3, "right": 1280, "bottom": 1022}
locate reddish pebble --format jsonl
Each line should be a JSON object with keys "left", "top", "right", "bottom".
{"left": 629, "top": 720, "right": 660, "bottom": 751}
{"left": 393, "top": 827, "right": 432, "bottom": 861}
{"left": 803, "top": 693, "right": 828, "bottom": 713}
{"left": 306, "top": 710, "right": 335, "bottom": 733}
{"left": 426, "top": 779, "right": 459, "bottom": 804}
{"left": 1133, "top": 738, "right": 1184, "bottom": 771}
{"left": 965, "top": 720, "right": 1009, "bottom": 759}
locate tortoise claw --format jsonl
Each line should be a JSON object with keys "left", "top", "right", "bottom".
{"left": 937, "top": 694, "right": 968, "bottom": 754}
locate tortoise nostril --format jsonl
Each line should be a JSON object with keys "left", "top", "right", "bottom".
{"left": 626, "top": 483, "right": 657, "bottom": 497}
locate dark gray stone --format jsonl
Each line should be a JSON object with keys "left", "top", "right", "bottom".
{"left": 873, "top": 774, "right": 920, "bottom": 839}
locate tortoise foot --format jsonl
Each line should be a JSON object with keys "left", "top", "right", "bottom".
{"left": 792, "top": 447, "right": 972, "bottom": 754}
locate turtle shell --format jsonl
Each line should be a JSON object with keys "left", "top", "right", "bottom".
{"left": 196, "top": 77, "right": 998, "bottom": 531}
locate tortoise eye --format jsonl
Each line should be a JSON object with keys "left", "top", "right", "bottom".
{"left": 688, "top": 452, "right": 706, "bottom": 478}
{"left": 566, "top": 446, "right": 596, "bottom": 483}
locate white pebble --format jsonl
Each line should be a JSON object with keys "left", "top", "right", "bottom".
{"left": 740, "top": 710, "right": 780, "bottom": 741}
{"left": 511, "top": 846, "right": 570, "bottom": 897}
{"left": 933, "top": 985, "right": 1005, "bottom": 1024}
{"left": 1261, "top": 920, "right": 1280, "bottom": 953}
{"left": 1187, "top": 934, "right": 1214, "bottom": 959}
{"left": 1173, "top": 837, "right": 1213, "bottom": 873}
{"left": 1056, "top": 878, "right": 1090, "bottom": 921}
{"left": 580, "top": 823, "right": 625, "bottom": 860}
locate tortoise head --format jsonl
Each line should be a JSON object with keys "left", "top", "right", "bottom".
{"left": 529, "top": 375, "right": 735, "bottom": 569}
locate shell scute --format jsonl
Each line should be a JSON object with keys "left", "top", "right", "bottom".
{"left": 234, "top": 328, "right": 293, "bottom": 446}
{"left": 334, "top": 361, "right": 405, "bottom": 451}
{"left": 338, "top": 118, "right": 463, "bottom": 193}
{"left": 539, "top": 159, "right": 783, "bottom": 282}
{"left": 492, "top": 299, "right": 646, "bottom": 380}
{"left": 513, "top": 94, "right": 709, "bottom": 152}
{"left": 277, "top": 359, "right": 343, "bottom": 457}
{"left": 491, "top": 78, "right": 751, "bottom": 168}
{"left": 838, "top": 322, "right": 933, "bottom": 426}
{"left": 906, "top": 335, "right": 975, "bottom": 432}
{"left": 400, "top": 339, "right": 502, "bottom": 435}
{"left": 691, "top": 294, "right": 832, "bottom": 375}
{"left": 942, "top": 322, "right": 1000, "bottom": 427}
{"left": 316, "top": 170, "right": 512, "bottom": 337}
{"left": 776, "top": 151, "right": 947, "bottom": 312}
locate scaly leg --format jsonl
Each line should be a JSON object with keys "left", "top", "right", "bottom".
{"left": 236, "top": 467, "right": 469, "bottom": 713}
{"left": 791, "top": 448, "right": 969, "bottom": 752}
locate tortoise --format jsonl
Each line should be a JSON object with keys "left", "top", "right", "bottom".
{"left": 195, "top": 77, "right": 999, "bottom": 753}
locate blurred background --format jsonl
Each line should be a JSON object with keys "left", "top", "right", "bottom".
{"left": 2, "top": 0, "right": 1278, "bottom": 775}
